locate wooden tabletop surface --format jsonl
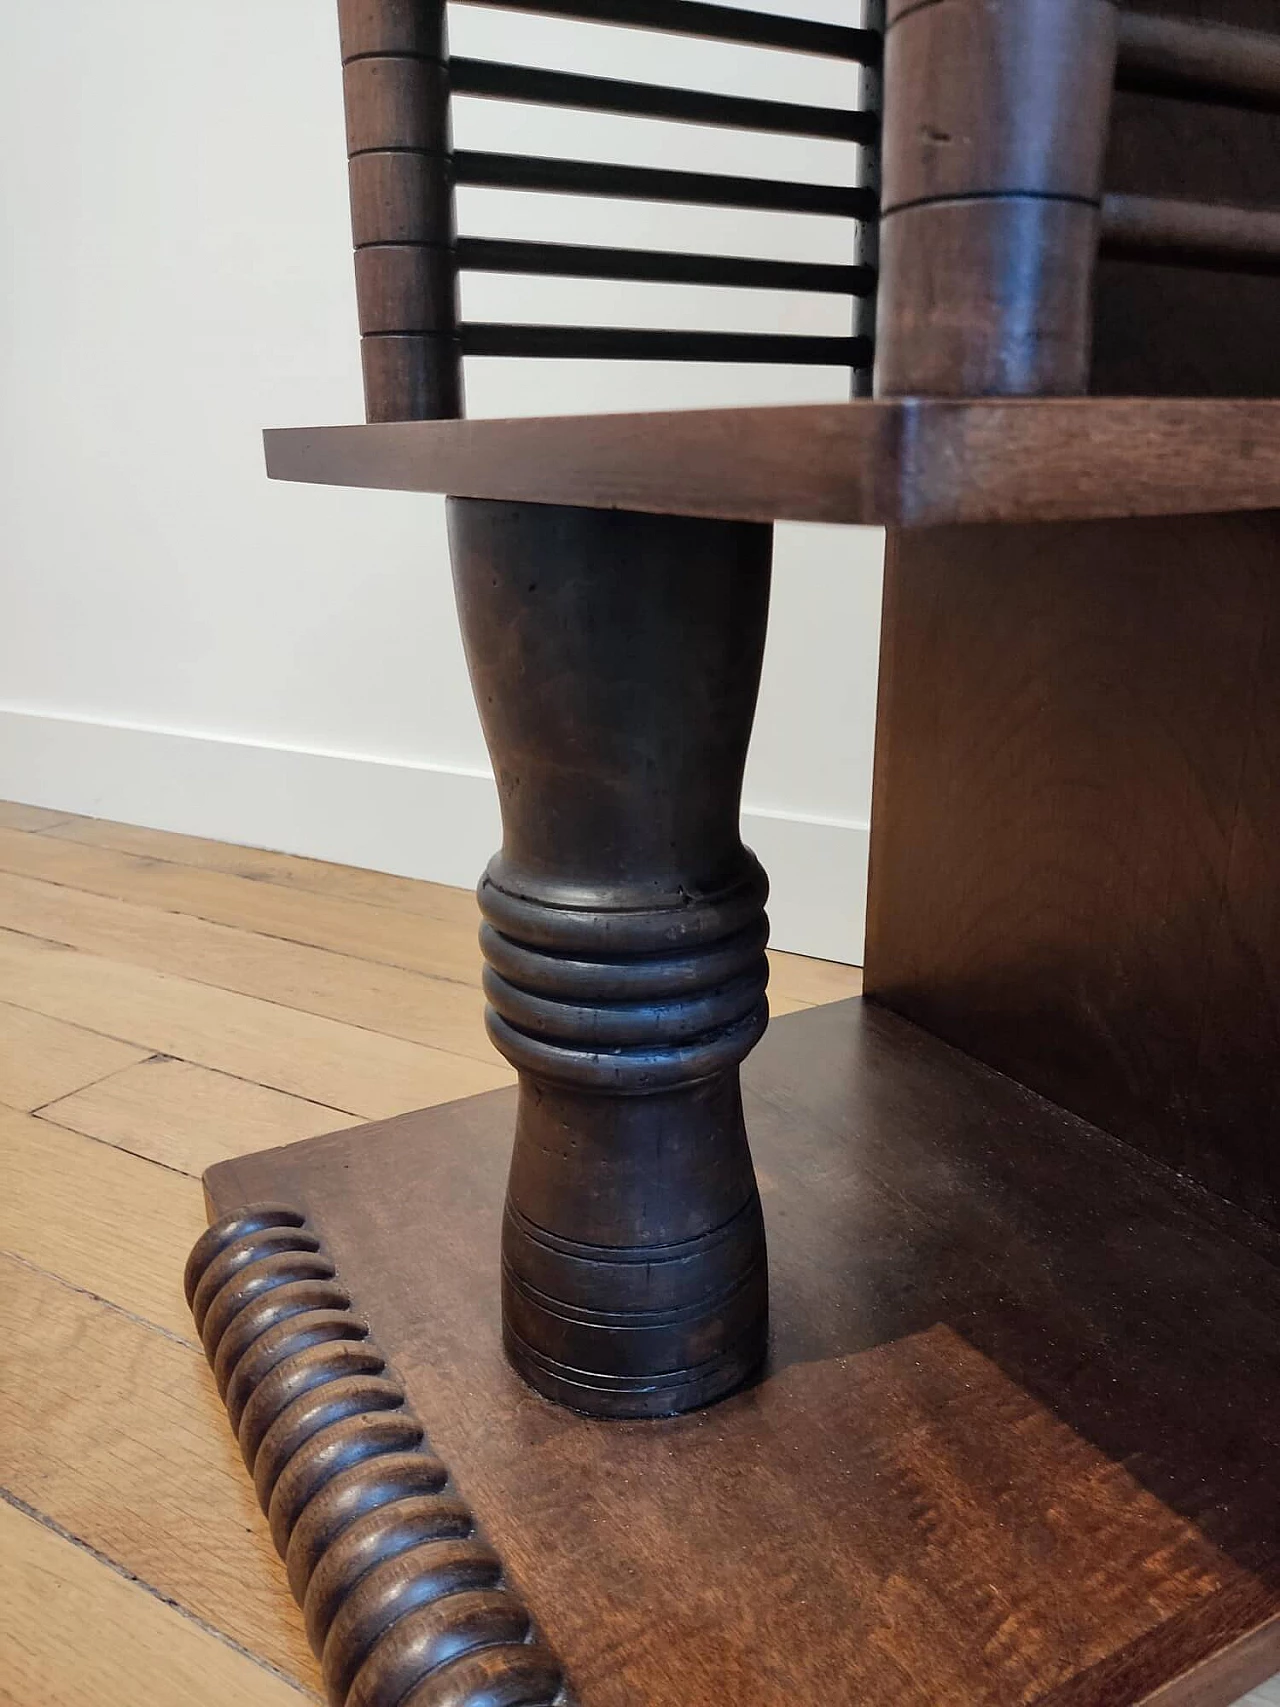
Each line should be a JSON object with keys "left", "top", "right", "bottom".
{"left": 265, "top": 397, "right": 1280, "bottom": 528}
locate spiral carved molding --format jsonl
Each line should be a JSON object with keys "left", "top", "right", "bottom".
{"left": 185, "top": 1204, "right": 567, "bottom": 1707}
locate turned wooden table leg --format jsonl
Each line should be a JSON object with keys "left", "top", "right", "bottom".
{"left": 447, "top": 498, "right": 773, "bottom": 1418}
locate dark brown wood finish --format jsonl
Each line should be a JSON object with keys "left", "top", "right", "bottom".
{"left": 337, "top": 0, "right": 879, "bottom": 403}
{"left": 263, "top": 397, "right": 1280, "bottom": 526}
{"left": 447, "top": 500, "right": 772, "bottom": 1417}
{"left": 875, "top": 0, "right": 1119, "bottom": 396}
{"left": 1093, "top": 0, "right": 1280, "bottom": 397}
{"left": 339, "top": 0, "right": 462, "bottom": 421}
{"left": 203, "top": 998, "right": 1280, "bottom": 1707}
{"left": 1115, "top": 9, "right": 1280, "bottom": 112}
{"left": 1101, "top": 192, "right": 1280, "bottom": 272}
{"left": 192, "top": 4, "right": 1280, "bottom": 1689}
{"left": 866, "top": 1, "right": 1280, "bottom": 1239}
{"left": 866, "top": 507, "right": 1280, "bottom": 1228}
{"left": 184, "top": 1205, "right": 566, "bottom": 1707}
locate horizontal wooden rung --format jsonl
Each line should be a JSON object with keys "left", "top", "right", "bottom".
{"left": 1116, "top": 11, "right": 1280, "bottom": 113}
{"left": 455, "top": 0, "right": 881, "bottom": 64}
{"left": 455, "top": 236, "right": 875, "bottom": 295}
{"left": 453, "top": 150, "right": 876, "bottom": 218}
{"left": 1100, "top": 193, "right": 1280, "bottom": 275}
{"left": 449, "top": 57, "right": 877, "bottom": 143}
{"left": 457, "top": 323, "right": 872, "bottom": 366}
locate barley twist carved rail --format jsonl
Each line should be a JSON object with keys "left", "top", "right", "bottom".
{"left": 185, "top": 1204, "right": 567, "bottom": 1707}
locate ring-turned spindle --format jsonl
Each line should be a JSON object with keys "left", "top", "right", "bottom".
{"left": 449, "top": 498, "right": 774, "bottom": 1417}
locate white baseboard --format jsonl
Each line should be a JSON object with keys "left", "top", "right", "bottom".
{"left": 0, "top": 708, "right": 867, "bottom": 962}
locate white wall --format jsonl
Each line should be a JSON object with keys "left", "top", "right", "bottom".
{"left": 0, "top": 0, "right": 884, "bottom": 961}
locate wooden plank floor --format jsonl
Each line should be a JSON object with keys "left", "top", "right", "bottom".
{"left": 3, "top": 797, "right": 1276, "bottom": 1707}
{"left": 0, "top": 798, "right": 864, "bottom": 1707}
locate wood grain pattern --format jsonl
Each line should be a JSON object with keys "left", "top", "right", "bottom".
{"left": 262, "top": 398, "right": 1280, "bottom": 527}
{"left": 0, "top": 1501, "right": 309, "bottom": 1707}
{"left": 0, "top": 1253, "right": 317, "bottom": 1686}
{"left": 0, "top": 999, "right": 149, "bottom": 1111}
{"left": 875, "top": 197, "right": 1100, "bottom": 396}
{"left": 865, "top": 508, "right": 1280, "bottom": 1228}
{"left": 0, "top": 800, "right": 75, "bottom": 832}
{"left": 43, "top": 814, "right": 480, "bottom": 927}
{"left": 0, "top": 928, "right": 510, "bottom": 1119}
{"left": 0, "top": 824, "right": 483, "bottom": 986}
{"left": 205, "top": 998, "right": 1280, "bottom": 1707}
{"left": 880, "top": 0, "right": 1117, "bottom": 208}
{"left": 765, "top": 949, "right": 860, "bottom": 1009}
{"left": 29, "top": 814, "right": 836, "bottom": 1016}
{"left": 0, "top": 1104, "right": 207, "bottom": 1340}
{"left": 0, "top": 868, "right": 498, "bottom": 1067}
{"left": 39, "top": 1057, "right": 356, "bottom": 1178}
{"left": 3, "top": 803, "right": 1271, "bottom": 1702}
{"left": 33, "top": 815, "right": 838, "bottom": 1007}
{"left": 0, "top": 807, "right": 868, "bottom": 1705}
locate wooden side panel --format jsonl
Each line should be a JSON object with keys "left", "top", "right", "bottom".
{"left": 864, "top": 2, "right": 1280, "bottom": 1220}
{"left": 1093, "top": 0, "right": 1280, "bottom": 396}
{"left": 864, "top": 510, "right": 1280, "bottom": 1226}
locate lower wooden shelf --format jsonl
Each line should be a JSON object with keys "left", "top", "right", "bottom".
{"left": 197, "top": 998, "right": 1280, "bottom": 1707}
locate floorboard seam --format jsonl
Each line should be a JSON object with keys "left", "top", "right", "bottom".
{"left": 37, "top": 820, "right": 480, "bottom": 928}
{"left": 0, "top": 861, "right": 484, "bottom": 1000}
{"left": 0, "top": 917, "right": 502, "bottom": 1069}
{"left": 26, "top": 1053, "right": 166, "bottom": 1119}
{"left": 25, "top": 1108, "right": 203, "bottom": 1180}
{"left": 0, "top": 1249, "right": 199, "bottom": 1351}
{"left": 0, "top": 1486, "right": 320, "bottom": 1702}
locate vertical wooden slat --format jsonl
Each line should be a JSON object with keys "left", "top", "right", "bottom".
{"left": 337, "top": 0, "right": 463, "bottom": 419}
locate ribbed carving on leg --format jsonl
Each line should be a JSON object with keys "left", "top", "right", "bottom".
{"left": 478, "top": 857, "right": 770, "bottom": 1092}
{"left": 185, "top": 1205, "right": 567, "bottom": 1707}
{"left": 449, "top": 498, "right": 775, "bottom": 1418}
{"left": 479, "top": 860, "right": 771, "bottom": 1419}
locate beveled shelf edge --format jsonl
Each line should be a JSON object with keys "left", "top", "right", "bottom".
{"left": 263, "top": 396, "right": 1280, "bottom": 529}
{"left": 185, "top": 1204, "right": 569, "bottom": 1707}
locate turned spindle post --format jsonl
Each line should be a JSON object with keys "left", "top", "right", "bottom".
{"left": 448, "top": 499, "right": 773, "bottom": 1417}
{"left": 875, "top": 0, "right": 1119, "bottom": 396}
{"left": 338, "top": 0, "right": 462, "bottom": 420}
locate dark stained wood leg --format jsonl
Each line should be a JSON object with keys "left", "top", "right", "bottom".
{"left": 446, "top": 499, "right": 773, "bottom": 1417}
